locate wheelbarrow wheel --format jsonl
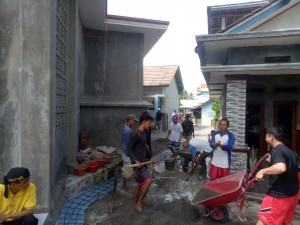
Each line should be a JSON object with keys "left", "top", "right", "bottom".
{"left": 209, "top": 206, "right": 229, "bottom": 223}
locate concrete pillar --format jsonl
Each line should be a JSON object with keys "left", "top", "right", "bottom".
{"left": 67, "top": 0, "right": 81, "bottom": 168}
{"left": 154, "top": 95, "right": 159, "bottom": 113}
{"left": 0, "top": 0, "right": 52, "bottom": 211}
{"left": 225, "top": 76, "right": 248, "bottom": 173}
{"left": 225, "top": 77, "right": 247, "bottom": 147}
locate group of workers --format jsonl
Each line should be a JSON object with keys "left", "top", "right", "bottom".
{"left": 167, "top": 114, "right": 299, "bottom": 225}
{"left": 1, "top": 112, "right": 299, "bottom": 225}
{"left": 179, "top": 118, "right": 235, "bottom": 180}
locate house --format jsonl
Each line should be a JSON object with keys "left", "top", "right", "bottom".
{"left": 207, "top": 1, "right": 269, "bottom": 34}
{"left": 195, "top": 0, "right": 300, "bottom": 172}
{"left": 180, "top": 99, "right": 199, "bottom": 116}
{"left": 201, "top": 99, "right": 217, "bottom": 126}
{"left": 143, "top": 65, "right": 184, "bottom": 127}
{"left": 196, "top": 84, "right": 210, "bottom": 104}
{"left": 0, "top": 0, "right": 169, "bottom": 222}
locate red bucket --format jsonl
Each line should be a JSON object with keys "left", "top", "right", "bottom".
{"left": 87, "top": 161, "right": 99, "bottom": 173}
{"left": 96, "top": 158, "right": 107, "bottom": 168}
{"left": 75, "top": 164, "right": 87, "bottom": 176}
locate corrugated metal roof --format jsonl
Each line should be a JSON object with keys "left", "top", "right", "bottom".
{"left": 143, "top": 65, "right": 183, "bottom": 91}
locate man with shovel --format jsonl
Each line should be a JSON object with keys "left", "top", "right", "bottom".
{"left": 128, "top": 112, "right": 157, "bottom": 213}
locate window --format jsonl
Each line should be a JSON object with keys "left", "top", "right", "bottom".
{"left": 265, "top": 56, "right": 290, "bottom": 63}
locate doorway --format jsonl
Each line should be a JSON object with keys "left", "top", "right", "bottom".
{"left": 246, "top": 103, "right": 265, "bottom": 152}
{"left": 274, "top": 101, "right": 297, "bottom": 150}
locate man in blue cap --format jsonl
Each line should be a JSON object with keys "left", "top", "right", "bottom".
{"left": 121, "top": 114, "right": 139, "bottom": 191}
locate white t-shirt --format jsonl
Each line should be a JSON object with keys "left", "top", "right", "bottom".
{"left": 211, "top": 133, "right": 230, "bottom": 168}
{"left": 168, "top": 122, "right": 183, "bottom": 142}
{"left": 189, "top": 138, "right": 213, "bottom": 154}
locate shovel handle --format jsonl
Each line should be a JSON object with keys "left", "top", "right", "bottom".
{"left": 124, "top": 161, "right": 152, "bottom": 168}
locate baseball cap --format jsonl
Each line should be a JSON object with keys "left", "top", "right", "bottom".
{"left": 127, "top": 114, "right": 139, "bottom": 121}
{"left": 180, "top": 138, "right": 188, "bottom": 144}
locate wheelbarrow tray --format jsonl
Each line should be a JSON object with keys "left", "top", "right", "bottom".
{"left": 192, "top": 171, "right": 246, "bottom": 207}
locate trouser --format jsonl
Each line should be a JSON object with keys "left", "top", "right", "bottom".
{"left": 155, "top": 120, "right": 161, "bottom": 131}
{"left": 3, "top": 215, "right": 38, "bottom": 225}
{"left": 196, "top": 151, "right": 212, "bottom": 176}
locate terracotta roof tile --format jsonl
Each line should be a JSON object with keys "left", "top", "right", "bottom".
{"left": 143, "top": 65, "right": 179, "bottom": 86}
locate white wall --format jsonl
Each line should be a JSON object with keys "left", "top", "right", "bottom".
{"left": 164, "top": 78, "right": 180, "bottom": 123}
{"left": 253, "top": 4, "right": 300, "bottom": 31}
{"left": 144, "top": 86, "right": 164, "bottom": 95}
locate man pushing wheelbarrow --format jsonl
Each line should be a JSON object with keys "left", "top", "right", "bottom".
{"left": 191, "top": 126, "right": 299, "bottom": 224}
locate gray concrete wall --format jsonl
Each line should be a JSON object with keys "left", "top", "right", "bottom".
{"left": 80, "top": 107, "right": 147, "bottom": 149}
{"left": 80, "top": 28, "right": 150, "bottom": 148}
{"left": 0, "top": 1, "right": 152, "bottom": 223}
{"left": 228, "top": 45, "right": 300, "bottom": 65}
{"left": 0, "top": 0, "right": 52, "bottom": 211}
{"left": 82, "top": 29, "right": 144, "bottom": 101}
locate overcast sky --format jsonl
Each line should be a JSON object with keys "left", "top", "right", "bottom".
{"left": 108, "top": 0, "right": 263, "bottom": 94}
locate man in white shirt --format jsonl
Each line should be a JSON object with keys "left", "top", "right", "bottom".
{"left": 209, "top": 118, "right": 235, "bottom": 180}
{"left": 167, "top": 114, "right": 183, "bottom": 157}
{"left": 181, "top": 138, "right": 213, "bottom": 178}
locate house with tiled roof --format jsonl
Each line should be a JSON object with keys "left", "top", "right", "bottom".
{"left": 195, "top": 0, "right": 300, "bottom": 173}
{"left": 143, "top": 65, "right": 184, "bottom": 129}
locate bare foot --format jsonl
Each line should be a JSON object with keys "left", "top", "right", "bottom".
{"left": 135, "top": 204, "right": 143, "bottom": 213}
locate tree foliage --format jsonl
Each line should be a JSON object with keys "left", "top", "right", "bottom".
{"left": 211, "top": 100, "right": 220, "bottom": 121}
{"left": 179, "top": 89, "right": 194, "bottom": 100}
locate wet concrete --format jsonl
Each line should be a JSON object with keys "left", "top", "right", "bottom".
{"left": 83, "top": 126, "right": 300, "bottom": 224}
{"left": 84, "top": 149, "right": 262, "bottom": 225}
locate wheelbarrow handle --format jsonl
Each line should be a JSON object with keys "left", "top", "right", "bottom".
{"left": 246, "top": 154, "right": 268, "bottom": 183}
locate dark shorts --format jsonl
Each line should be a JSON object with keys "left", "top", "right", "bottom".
{"left": 133, "top": 166, "right": 152, "bottom": 186}
{"left": 196, "top": 151, "right": 211, "bottom": 165}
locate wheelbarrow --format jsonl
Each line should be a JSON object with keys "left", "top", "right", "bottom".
{"left": 191, "top": 155, "right": 268, "bottom": 223}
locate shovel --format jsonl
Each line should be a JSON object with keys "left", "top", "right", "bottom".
{"left": 150, "top": 163, "right": 159, "bottom": 178}
{"left": 121, "top": 161, "right": 152, "bottom": 179}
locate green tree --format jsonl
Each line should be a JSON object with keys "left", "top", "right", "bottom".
{"left": 211, "top": 100, "right": 220, "bottom": 121}
{"left": 179, "top": 89, "right": 194, "bottom": 100}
